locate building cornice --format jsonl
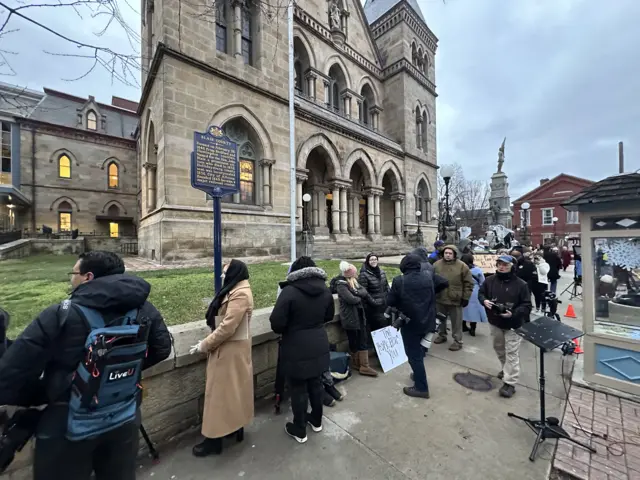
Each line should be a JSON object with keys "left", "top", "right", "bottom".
{"left": 404, "top": 151, "right": 438, "bottom": 170}
{"left": 382, "top": 58, "right": 437, "bottom": 96}
{"left": 17, "top": 118, "right": 137, "bottom": 149}
{"left": 369, "top": 2, "right": 438, "bottom": 53}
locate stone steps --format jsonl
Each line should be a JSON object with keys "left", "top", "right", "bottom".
{"left": 303, "top": 235, "right": 414, "bottom": 259}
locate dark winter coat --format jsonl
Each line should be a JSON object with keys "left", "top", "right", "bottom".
{"left": 330, "top": 276, "right": 377, "bottom": 331}
{"left": 411, "top": 247, "right": 436, "bottom": 276}
{"left": 478, "top": 271, "right": 532, "bottom": 330}
{"left": 387, "top": 254, "right": 449, "bottom": 334}
{"left": 0, "top": 274, "right": 172, "bottom": 436}
{"left": 544, "top": 252, "right": 563, "bottom": 282}
{"left": 358, "top": 266, "right": 390, "bottom": 330}
{"left": 270, "top": 267, "right": 334, "bottom": 380}
{"left": 515, "top": 257, "right": 537, "bottom": 292}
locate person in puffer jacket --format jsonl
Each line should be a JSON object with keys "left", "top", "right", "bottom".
{"left": 358, "top": 253, "right": 390, "bottom": 331}
{"left": 331, "top": 261, "right": 379, "bottom": 378}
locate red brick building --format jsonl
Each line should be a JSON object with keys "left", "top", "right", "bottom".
{"left": 512, "top": 174, "right": 594, "bottom": 247}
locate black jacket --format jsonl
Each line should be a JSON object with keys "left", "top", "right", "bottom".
{"left": 0, "top": 274, "right": 171, "bottom": 434}
{"left": 478, "top": 272, "right": 532, "bottom": 330}
{"left": 270, "top": 267, "right": 334, "bottom": 380}
{"left": 330, "top": 276, "right": 376, "bottom": 331}
{"left": 358, "top": 266, "right": 390, "bottom": 330}
{"left": 387, "top": 254, "right": 449, "bottom": 334}
{"left": 516, "top": 257, "right": 537, "bottom": 291}
{"left": 544, "top": 252, "right": 563, "bottom": 282}
{"left": 411, "top": 247, "right": 436, "bottom": 276}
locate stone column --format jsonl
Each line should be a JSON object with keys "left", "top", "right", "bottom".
{"left": 357, "top": 101, "right": 363, "bottom": 122}
{"left": 416, "top": 117, "right": 423, "bottom": 149}
{"left": 366, "top": 193, "right": 375, "bottom": 235}
{"left": 342, "top": 94, "right": 352, "bottom": 117}
{"left": 305, "top": 71, "right": 317, "bottom": 100}
{"left": 340, "top": 188, "right": 348, "bottom": 233}
{"left": 323, "top": 80, "right": 330, "bottom": 107}
{"left": 372, "top": 112, "right": 379, "bottom": 131}
{"left": 259, "top": 159, "right": 274, "bottom": 206}
{"left": 312, "top": 190, "right": 320, "bottom": 227}
{"left": 232, "top": 0, "right": 243, "bottom": 63}
{"left": 332, "top": 185, "right": 341, "bottom": 233}
{"left": 374, "top": 194, "right": 381, "bottom": 234}
{"left": 296, "top": 176, "right": 305, "bottom": 231}
{"left": 392, "top": 195, "right": 403, "bottom": 236}
{"left": 351, "top": 195, "right": 361, "bottom": 234}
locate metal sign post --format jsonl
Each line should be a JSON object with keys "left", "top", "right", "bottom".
{"left": 190, "top": 125, "right": 240, "bottom": 293}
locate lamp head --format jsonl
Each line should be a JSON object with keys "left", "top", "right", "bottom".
{"left": 302, "top": 193, "right": 311, "bottom": 203}
{"left": 440, "top": 165, "right": 454, "bottom": 181}
{"left": 521, "top": 202, "right": 530, "bottom": 210}
{"left": 552, "top": 216, "right": 558, "bottom": 222}
{"left": 415, "top": 210, "right": 422, "bottom": 218}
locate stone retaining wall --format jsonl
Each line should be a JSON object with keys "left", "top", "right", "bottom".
{"left": 4, "top": 298, "right": 346, "bottom": 479}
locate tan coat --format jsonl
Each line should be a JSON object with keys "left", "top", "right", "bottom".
{"left": 200, "top": 280, "right": 254, "bottom": 439}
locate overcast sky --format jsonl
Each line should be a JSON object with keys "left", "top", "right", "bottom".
{"left": 1, "top": 0, "right": 639, "bottom": 199}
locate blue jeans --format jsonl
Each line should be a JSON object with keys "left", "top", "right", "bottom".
{"left": 550, "top": 281, "right": 558, "bottom": 294}
{"left": 401, "top": 327, "right": 429, "bottom": 392}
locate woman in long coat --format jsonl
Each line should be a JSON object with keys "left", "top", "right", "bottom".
{"left": 359, "top": 252, "right": 390, "bottom": 331}
{"left": 460, "top": 254, "right": 488, "bottom": 336}
{"left": 191, "top": 260, "right": 254, "bottom": 457}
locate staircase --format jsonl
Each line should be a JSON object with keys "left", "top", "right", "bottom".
{"left": 299, "top": 234, "right": 415, "bottom": 260}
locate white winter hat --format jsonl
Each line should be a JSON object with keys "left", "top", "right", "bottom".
{"left": 339, "top": 260, "right": 357, "bottom": 278}
{"left": 600, "top": 274, "right": 614, "bottom": 284}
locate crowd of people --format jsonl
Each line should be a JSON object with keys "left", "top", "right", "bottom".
{"left": 0, "top": 243, "right": 571, "bottom": 478}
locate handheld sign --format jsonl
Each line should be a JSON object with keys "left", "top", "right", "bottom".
{"left": 191, "top": 125, "right": 239, "bottom": 293}
{"left": 371, "top": 326, "right": 408, "bottom": 373}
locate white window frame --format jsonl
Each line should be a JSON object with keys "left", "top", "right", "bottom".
{"left": 519, "top": 209, "right": 531, "bottom": 228}
{"left": 542, "top": 208, "right": 554, "bottom": 226}
{"left": 566, "top": 210, "right": 579, "bottom": 224}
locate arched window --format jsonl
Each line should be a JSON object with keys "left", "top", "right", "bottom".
{"left": 108, "top": 162, "right": 119, "bottom": 189}
{"left": 86, "top": 110, "right": 97, "bottom": 130}
{"left": 422, "top": 112, "right": 428, "bottom": 151}
{"left": 411, "top": 43, "right": 417, "bottom": 65}
{"left": 294, "top": 59, "right": 303, "bottom": 92}
{"left": 415, "top": 107, "right": 422, "bottom": 149}
{"left": 239, "top": 142, "right": 255, "bottom": 205}
{"left": 328, "top": 64, "right": 347, "bottom": 113}
{"left": 58, "top": 154, "right": 71, "bottom": 178}
{"left": 215, "top": 0, "right": 227, "bottom": 53}
{"left": 417, "top": 180, "right": 431, "bottom": 223}
{"left": 58, "top": 200, "right": 72, "bottom": 232}
{"left": 221, "top": 119, "right": 263, "bottom": 206}
{"left": 293, "top": 37, "right": 312, "bottom": 96}
{"left": 423, "top": 54, "right": 429, "bottom": 73}
{"left": 241, "top": 0, "right": 253, "bottom": 65}
{"left": 360, "top": 84, "right": 375, "bottom": 126}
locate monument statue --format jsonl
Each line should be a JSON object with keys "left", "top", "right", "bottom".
{"left": 329, "top": 1, "right": 341, "bottom": 29}
{"left": 491, "top": 202, "right": 500, "bottom": 224}
{"left": 497, "top": 137, "right": 506, "bottom": 173}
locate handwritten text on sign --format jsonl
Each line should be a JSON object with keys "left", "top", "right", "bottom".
{"left": 371, "top": 326, "right": 408, "bottom": 373}
{"left": 192, "top": 128, "right": 239, "bottom": 192}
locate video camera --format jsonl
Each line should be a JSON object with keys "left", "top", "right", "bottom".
{"left": 0, "top": 408, "right": 43, "bottom": 474}
{"left": 490, "top": 302, "right": 512, "bottom": 315}
{"left": 384, "top": 307, "right": 446, "bottom": 350}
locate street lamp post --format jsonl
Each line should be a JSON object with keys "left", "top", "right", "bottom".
{"left": 440, "top": 165, "right": 454, "bottom": 240}
{"left": 415, "top": 210, "right": 423, "bottom": 246}
{"left": 302, "top": 193, "right": 312, "bottom": 256}
{"left": 521, "top": 202, "right": 530, "bottom": 246}
{"left": 552, "top": 216, "right": 559, "bottom": 245}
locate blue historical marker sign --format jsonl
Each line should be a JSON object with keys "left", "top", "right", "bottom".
{"left": 191, "top": 125, "right": 240, "bottom": 196}
{"left": 190, "top": 125, "right": 239, "bottom": 294}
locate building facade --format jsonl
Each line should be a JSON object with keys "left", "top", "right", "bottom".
{"left": 0, "top": 83, "right": 139, "bottom": 238}
{"left": 137, "top": 0, "right": 440, "bottom": 261}
{"left": 512, "top": 174, "right": 594, "bottom": 247}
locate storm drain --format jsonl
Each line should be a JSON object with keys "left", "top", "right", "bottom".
{"left": 453, "top": 372, "right": 494, "bottom": 391}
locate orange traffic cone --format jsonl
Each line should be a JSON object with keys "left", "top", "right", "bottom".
{"left": 574, "top": 337, "right": 584, "bottom": 355}
{"left": 564, "top": 304, "right": 577, "bottom": 318}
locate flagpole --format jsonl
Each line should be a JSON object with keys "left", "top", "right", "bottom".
{"left": 288, "top": 0, "right": 297, "bottom": 263}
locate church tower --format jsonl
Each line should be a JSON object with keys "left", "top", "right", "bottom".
{"left": 364, "top": 0, "right": 439, "bottom": 224}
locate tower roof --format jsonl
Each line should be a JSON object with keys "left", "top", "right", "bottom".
{"left": 363, "top": 0, "right": 425, "bottom": 24}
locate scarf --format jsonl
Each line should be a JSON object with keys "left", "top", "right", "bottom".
{"left": 365, "top": 252, "right": 381, "bottom": 278}
{"left": 205, "top": 259, "right": 250, "bottom": 329}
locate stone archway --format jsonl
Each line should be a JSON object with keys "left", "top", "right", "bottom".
{"left": 346, "top": 151, "right": 375, "bottom": 235}
{"left": 300, "top": 145, "right": 340, "bottom": 235}
{"left": 378, "top": 161, "right": 404, "bottom": 236}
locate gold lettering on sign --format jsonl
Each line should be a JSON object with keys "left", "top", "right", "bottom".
{"left": 194, "top": 137, "right": 238, "bottom": 189}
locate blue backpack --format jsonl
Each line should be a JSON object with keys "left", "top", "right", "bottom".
{"left": 62, "top": 300, "right": 150, "bottom": 441}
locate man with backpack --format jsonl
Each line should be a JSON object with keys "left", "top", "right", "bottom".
{"left": 0, "top": 251, "right": 172, "bottom": 480}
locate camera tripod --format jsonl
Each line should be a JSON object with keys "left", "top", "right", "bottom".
{"left": 508, "top": 316, "right": 596, "bottom": 461}
{"left": 561, "top": 277, "right": 582, "bottom": 301}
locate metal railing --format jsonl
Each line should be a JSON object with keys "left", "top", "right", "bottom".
{"left": 0, "top": 230, "right": 21, "bottom": 245}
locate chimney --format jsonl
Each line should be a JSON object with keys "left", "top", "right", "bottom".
{"left": 540, "top": 178, "right": 549, "bottom": 186}
{"left": 619, "top": 141, "right": 624, "bottom": 174}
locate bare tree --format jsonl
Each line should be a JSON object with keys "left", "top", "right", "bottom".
{"left": 437, "top": 162, "right": 490, "bottom": 235}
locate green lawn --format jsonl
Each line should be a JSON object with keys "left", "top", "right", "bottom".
{"left": 1, "top": 255, "right": 401, "bottom": 338}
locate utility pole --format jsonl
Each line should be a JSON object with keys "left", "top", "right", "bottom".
{"left": 618, "top": 141, "right": 624, "bottom": 174}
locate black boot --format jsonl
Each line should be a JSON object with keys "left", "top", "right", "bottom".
{"left": 462, "top": 322, "right": 469, "bottom": 333}
{"left": 192, "top": 437, "right": 222, "bottom": 457}
{"left": 226, "top": 428, "right": 244, "bottom": 443}
{"left": 325, "top": 384, "right": 345, "bottom": 402}
{"left": 469, "top": 323, "right": 476, "bottom": 337}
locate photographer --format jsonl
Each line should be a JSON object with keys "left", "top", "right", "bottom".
{"left": 478, "top": 255, "right": 532, "bottom": 399}
{"left": 0, "top": 251, "right": 171, "bottom": 480}
{"left": 387, "top": 254, "right": 448, "bottom": 399}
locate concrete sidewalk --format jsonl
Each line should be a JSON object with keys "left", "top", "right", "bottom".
{"left": 139, "top": 271, "right": 583, "bottom": 480}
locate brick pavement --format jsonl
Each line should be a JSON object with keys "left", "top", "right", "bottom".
{"left": 554, "top": 385, "right": 640, "bottom": 479}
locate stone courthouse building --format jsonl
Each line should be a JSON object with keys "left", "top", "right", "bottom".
{"left": 137, "top": 0, "right": 440, "bottom": 261}
{"left": 0, "top": 83, "right": 139, "bottom": 238}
